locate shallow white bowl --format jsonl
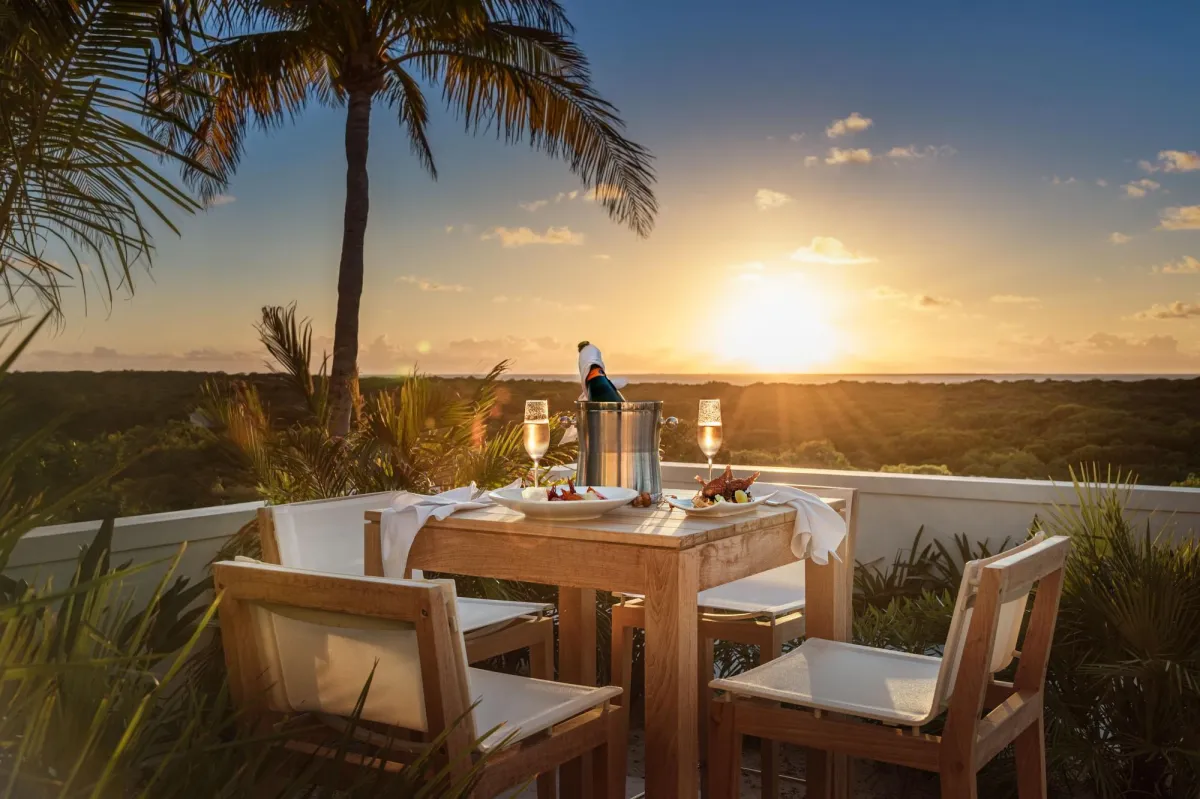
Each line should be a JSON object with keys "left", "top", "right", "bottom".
{"left": 489, "top": 486, "right": 639, "bottom": 521}
{"left": 665, "top": 491, "right": 774, "bottom": 518}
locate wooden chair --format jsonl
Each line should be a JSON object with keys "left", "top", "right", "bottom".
{"left": 213, "top": 560, "right": 628, "bottom": 798}
{"left": 707, "top": 532, "right": 1071, "bottom": 799}
{"left": 258, "top": 494, "right": 555, "bottom": 677}
{"left": 609, "top": 485, "right": 857, "bottom": 797}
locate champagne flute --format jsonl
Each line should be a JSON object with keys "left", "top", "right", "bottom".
{"left": 697, "top": 399, "right": 723, "bottom": 481}
{"left": 523, "top": 400, "right": 550, "bottom": 486}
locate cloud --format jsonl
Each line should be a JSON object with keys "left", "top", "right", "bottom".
{"left": 871, "top": 286, "right": 960, "bottom": 310}
{"left": 886, "top": 145, "right": 956, "bottom": 160}
{"left": 1159, "top": 206, "right": 1200, "bottom": 230}
{"left": 912, "top": 294, "right": 960, "bottom": 310}
{"left": 1051, "top": 176, "right": 1077, "bottom": 185}
{"left": 1155, "top": 256, "right": 1200, "bottom": 275}
{"left": 397, "top": 275, "right": 468, "bottom": 292}
{"left": 487, "top": 296, "right": 592, "bottom": 313}
{"left": 754, "top": 188, "right": 793, "bottom": 210}
{"left": 444, "top": 225, "right": 455, "bottom": 233}
{"left": 1141, "top": 150, "right": 1200, "bottom": 173}
{"left": 1096, "top": 179, "right": 1109, "bottom": 187}
{"left": 554, "top": 190, "right": 580, "bottom": 202}
{"left": 1122, "top": 178, "right": 1160, "bottom": 198}
{"left": 1109, "top": 232, "right": 1132, "bottom": 245}
{"left": 826, "top": 112, "right": 873, "bottom": 138}
{"left": 205, "top": 193, "right": 236, "bottom": 207}
{"left": 519, "top": 199, "right": 548, "bottom": 212}
{"left": 825, "top": 147, "right": 874, "bottom": 165}
{"left": 990, "top": 294, "right": 1041, "bottom": 305}
{"left": 1132, "top": 301, "right": 1200, "bottom": 320}
{"left": 998, "top": 331, "right": 1200, "bottom": 370}
{"left": 482, "top": 226, "right": 584, "bottom": 247}
{"left": 24, "top": 346, "right": 261, "bottom": 372}
{"left": 803, "top": 155, "right": 820, "bottom": 167}
{"left": 788, "top": 132, "right": 805, "bottom": 142}
{"left": 790, "top": 236, "right": 877, "bottom": 265}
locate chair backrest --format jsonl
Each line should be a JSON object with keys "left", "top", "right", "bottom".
{"left": 259, "top": 492, "right": 403, "bottom": 575}
{"left": 933, "top": 532, "right": 1070, "bottom": 713}
{"left": 213, "top": 560, "right": 475, "bottom": 747}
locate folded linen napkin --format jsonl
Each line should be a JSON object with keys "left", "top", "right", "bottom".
{"left": 760, "top": 483, "right": 848, "bottom": 566}
{"left": 379, "top": 483, "right": 514, "bottom": 578}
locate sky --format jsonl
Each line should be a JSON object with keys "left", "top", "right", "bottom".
{"left": 23, "top": 0, "right": 1200, "bottom": 375}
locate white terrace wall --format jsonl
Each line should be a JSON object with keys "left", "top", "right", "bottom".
{"left": 10, "top": 467, "right": 1200, "bottom": 596}
{"left": 8, "top": 501, "right": 263, "bottom": 596}
{"left": 662, "top": 463, "right": 1200, "bottom": 566}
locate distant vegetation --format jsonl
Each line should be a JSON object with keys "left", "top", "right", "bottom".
{"left": 5, "top": 371, "right": 1200, "bottom": 522}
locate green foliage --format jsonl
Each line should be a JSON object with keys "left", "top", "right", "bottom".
{"left": 0, "top": 0, "right": 207, "bottom": 316}
{"left": 1038, "top": 468, "right": 1200, "bottom": 799}
{"left": 880, "top": 463, "right": 953, "bottom": 475}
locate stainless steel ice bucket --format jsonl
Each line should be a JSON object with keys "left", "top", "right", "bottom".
{"left": 576, "top": 400, "right": 663, "bottom": 500}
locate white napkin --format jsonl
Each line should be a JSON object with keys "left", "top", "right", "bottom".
{"left": 761, "top": 483, "right": 848, "bottom": 566}
{"left": 577, "top": 342, "right": 628, "bottom": 401}
{"left": 379, "top": 483, "right": 514, "bottom": 578}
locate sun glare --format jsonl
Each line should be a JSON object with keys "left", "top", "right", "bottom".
{"left": 713, "top": 272, "right": 841, "bottom": 372}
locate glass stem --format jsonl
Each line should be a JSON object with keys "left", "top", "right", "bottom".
{"left": 707, "top": 457, "right": 713, "bottom": 481}
{"left": 532, "top": 459, "right": 540, "bottom": 487}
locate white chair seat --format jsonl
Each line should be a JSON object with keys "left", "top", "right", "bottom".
{"left": 697, "top": 561, "right": 806, "bottom": 616}
{"left": 457, "top": 597, "right": 551, "bottom": 634}
{"left": 470, "top": 669, "right": 621, "bottom": 751}
{"left": 710, "top": 637, "right": 944, "bottom": 726}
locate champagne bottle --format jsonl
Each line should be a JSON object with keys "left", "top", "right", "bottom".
{"left": 578, "top": 341, "right": 626, "bottom": 402}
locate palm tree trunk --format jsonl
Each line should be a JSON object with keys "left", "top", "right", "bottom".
{"left": 329, "top": 88, "right": 372, "bottom": 437}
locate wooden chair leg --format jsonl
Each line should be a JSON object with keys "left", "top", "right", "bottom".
{"left": 760, "top": 626, "right": 784, "bottom": 799}
{"left": 698, "top": 633, "right": 715, "bottom": 789}
{"left": 708, "top": 697, "right": 741, "bottom": 799}
{"left": 1014, "top": 716, "right": 1048, "bottom": 799}
{"left": 609, "top": 604, "right": 636, "bottom": 705}
{"left": 530, "top": 619, "right": 556, "bottom": 681}
{"left": 593, "top": 704, "right": 628, "bottom": 799}
{"left": 940, "top": 768, "right": 979, "bottom": 799}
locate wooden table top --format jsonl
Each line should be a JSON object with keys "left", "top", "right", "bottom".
{"left": 365, "top": 495, "right": 846, "bottom": 551}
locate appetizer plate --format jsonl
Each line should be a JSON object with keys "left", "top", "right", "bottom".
{"left": 489, "top": 486, "right": 639, "bottom": 521}
{"left": 665, "top": 492, "right": 775, "bottom": 518}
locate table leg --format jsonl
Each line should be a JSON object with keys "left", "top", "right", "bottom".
{"left": 644, "top": 550, "right": 699, "bottom": 798}
{"left": 558, "top": 587, "right": 597, "bottom": 796}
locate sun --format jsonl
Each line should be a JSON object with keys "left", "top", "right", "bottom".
{"left": 712, "top": 272, "right": 842, "bottom": 372}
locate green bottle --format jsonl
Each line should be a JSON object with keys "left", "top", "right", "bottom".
{"left": 578, "top": 341, "right": 626, "bottom": 402}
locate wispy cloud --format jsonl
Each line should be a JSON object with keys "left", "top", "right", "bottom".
{"left": 887, "top": 145, "right": 956, "bottom": 160}
{"left": 1133, "top": 301, "right": 1200, "bottom": 320}
{"left": 482, "top": 226, "right": 584, "bottom": 247}
{"left": 803, "top": 155, "right": 820, "bottom": 167}
{"left": 826, "top": 112, "right": 873, "bottom": 138}
{"left": 519, "top": 199, "right": 548, "bottom": 212}
{"left": 1140, "top": 150, "right": 1200, "bottom": 173}
{"left": 1051, "top": 176, "right": 1077, "bottom": 185}
{"left": 990, "top": 294, "right": 1041, "bottom": 305}
{"left": 1096, "top": 179, "right": 1109, "bottom": 187}
{"left": 871, "top": 285, "right": 959, "bottom": 311}
{"left": 1109, "top": 232, "right": 1132, "bottom": 245}
{"left": 788, "top": 132, "right": 805, "bottom": 142}
{"left": 1154, "top": 256, "right": 1200, "bottom": 274}
{"left": 754, "top": 188, "right": 793, "bottom": 210}
{"left": 488, "top": 295, "right": 592, "bottom": 312}
{"left": 1123, "top": 178, "right": 1160, "bottom": 198}
{"left": 205, "top": 193, "right": 236, "bottom": 207}
{"left": 790, "top": 237, "right": 877, "bottom": 265}
{"left": 398, "top": 275, "right": 468, "bottom": 292}
{"left": 825, "top": 147, "right": 874, "bottom": 165}
{"left": 1159, "top": 206, "right": 1200, "bottom": 230}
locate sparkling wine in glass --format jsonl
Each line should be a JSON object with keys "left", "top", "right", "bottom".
{"left": 697, "top": 399, "right": 723, "bottom": 481}
{"left": 523, "top": 400, "right": 550, "bottom": 486}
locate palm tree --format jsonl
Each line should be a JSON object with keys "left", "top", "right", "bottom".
{"left": 0, "top": 0, "right": 208, "bottom": 318}
{"left": 166, "top": 0, "right": 658, "bottom": 436}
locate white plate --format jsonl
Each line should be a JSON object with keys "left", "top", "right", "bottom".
{"left": 665, "top": 491, "right": 775, "bottom": 518}
{"left": 489, "top": 486, "right": 640, "bottom": 521}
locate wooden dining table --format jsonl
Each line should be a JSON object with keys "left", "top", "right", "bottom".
{"left": 364, "top": 492, "right": 854, "bottom": 798}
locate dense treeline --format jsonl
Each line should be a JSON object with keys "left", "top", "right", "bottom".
{"left": 5, "top": 371, "right": 1200, "bottom": 521}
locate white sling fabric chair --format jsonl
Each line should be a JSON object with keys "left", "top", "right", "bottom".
{"left": 213, "top": 561, "right": 627, "bottom": 797}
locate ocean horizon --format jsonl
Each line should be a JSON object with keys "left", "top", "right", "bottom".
{"left": 474, "top": 373, "right": 1200, "bottom": 386}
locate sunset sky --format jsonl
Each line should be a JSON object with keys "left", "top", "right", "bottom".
{"left": 26, "top": 0, "right": 1200, "bottom": 375}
